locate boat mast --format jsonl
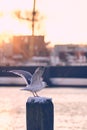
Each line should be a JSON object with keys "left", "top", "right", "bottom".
{"left": 32, "top": 0, "right": 36, "bottom": 36}
{"left": 29, "top": 0, "right": 36, "bottom": 57}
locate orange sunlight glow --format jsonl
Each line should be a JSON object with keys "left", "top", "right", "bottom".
{"left": 0, "top": 14, "right": 31, "bottom": 35}
{"left": 0, "top": 0, "right": 87, "bottom": 46}
{"left": 0, "top": 0, "right": 33, "bottom": 43}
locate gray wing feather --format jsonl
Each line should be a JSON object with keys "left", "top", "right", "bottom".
{"left": 8, "top": 70, "right": 32, "bottom": 84}
{"left": 31, "top": 67, "right": 45, "bottom": 84}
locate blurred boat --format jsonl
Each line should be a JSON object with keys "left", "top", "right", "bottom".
{"left": 0, "top": 66, "right": 87, "bottom": 87}
{"left": 48, "top": 66, "right": 87, "bottom": 87}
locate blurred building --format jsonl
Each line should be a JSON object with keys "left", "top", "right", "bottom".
{"left": 50, "top": 44, "right": 87, "bottom": 66}
{"left": 12, "top": 35, "right": 49, "bottom": 60}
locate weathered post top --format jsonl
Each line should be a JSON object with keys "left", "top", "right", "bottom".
{"left": 27, "top": 97, "right": 52, "bottom": 103}
{"left": 26, "top": 97, "right": 54, "bottom": 130}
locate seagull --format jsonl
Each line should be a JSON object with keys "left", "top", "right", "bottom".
{"left": 8, "top": 67, "right": 47, "bottom": 97}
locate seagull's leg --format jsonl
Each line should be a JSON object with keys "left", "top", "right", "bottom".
{"left": 35, "top": 92, "right": 39, "bottom": 97}
{"left": 32, "top": 92, "right": 36, "bottom": 97}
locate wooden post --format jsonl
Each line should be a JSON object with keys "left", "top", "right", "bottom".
{"left": 26, "top": 97, "right": 54, "bottom": 130}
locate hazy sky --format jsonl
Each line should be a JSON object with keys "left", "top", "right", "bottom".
{"left": 0, "top": 0, "right": 87, "bottom": 46}
{"left": 38, "top": 0, "right": 87, "bottom": 45}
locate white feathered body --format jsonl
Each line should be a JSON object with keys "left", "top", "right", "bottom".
{"left": 8, "top": 67, "right": 47, "bottom": 96}
{"left": 22, "top": 81, "right": 47, "bottom": 92}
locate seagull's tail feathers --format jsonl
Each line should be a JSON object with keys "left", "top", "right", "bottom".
{"left": 20, "top": 87, "right": 31, "bottom": 91}
{"left": 20, "top": 85, "right": 32, "bottom": 91}
{"left": 20, "top": 87, "right": 27, "bottom": 91}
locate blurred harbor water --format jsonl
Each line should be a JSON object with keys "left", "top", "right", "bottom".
{"left": 0, "top": 87, "right": 87, "bottom": 130}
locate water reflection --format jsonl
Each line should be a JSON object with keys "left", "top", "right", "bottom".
{"left": 0, "top": 87, "right": 87, "bottom": 130}
{"left": 0, "top": 87, "right": 26, "bottom": 130}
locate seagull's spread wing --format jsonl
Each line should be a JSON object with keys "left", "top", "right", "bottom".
{"left": 31, "top": 67, "right": 45, "bottom": 84}
{"left": 8, "top": 70, "right": 32, "bottom": 84}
